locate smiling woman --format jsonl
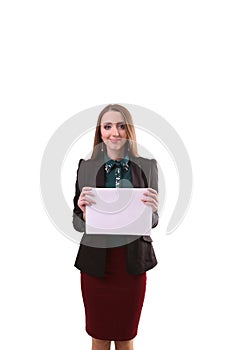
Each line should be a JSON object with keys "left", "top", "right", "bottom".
{"left": 73, "top": 104, "right": 159, "bottom": 350}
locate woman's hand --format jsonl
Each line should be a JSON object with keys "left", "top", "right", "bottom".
{"left": 141, "top": 188, "right": 158, "bottom": 213}
{"left": 77, "top": 187, "right": 96, "bottom": 221}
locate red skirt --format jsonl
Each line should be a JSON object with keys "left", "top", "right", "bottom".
{"left": 80, "top": 246, "right": 146, "bottom": 341}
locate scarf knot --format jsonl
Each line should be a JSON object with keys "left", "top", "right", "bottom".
{"left": 104, "top": 158, "right": 130, "bottom": 174}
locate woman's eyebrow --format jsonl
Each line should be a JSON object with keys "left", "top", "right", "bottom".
{"left": 102, "top": 121, "right": 125, "bottom": 124}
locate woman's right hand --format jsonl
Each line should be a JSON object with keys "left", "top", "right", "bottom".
{"left": 77, "top": 187, "right": 96, "bottom": 221}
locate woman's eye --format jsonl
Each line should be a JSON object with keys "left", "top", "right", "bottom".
{"left": 103, "top": 124, "right": 125, "bottom": 130}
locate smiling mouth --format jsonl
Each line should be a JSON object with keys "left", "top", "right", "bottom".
{"left": 109, "top": 139, "right": 121, "bottom": 142}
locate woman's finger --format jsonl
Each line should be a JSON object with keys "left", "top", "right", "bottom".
{"left": 79, "top": 198, "right": 96, "bottom": 206}
{"left": 142, "top": 193, "right": 158, "bottom": 202}
{"left": 142, "top": 200, "right": 158, "bottom": 211}
{"left": 147, "top": 188, "right": 158, "bottom": 194}
{"left": 141, "top": 197, "right": 158, "bottom": 206}
{"left": 143, "top": 189, "right": 158, "bottom": 198}
{"left": 81, "top": 188, "right": 95, "bottom": 197}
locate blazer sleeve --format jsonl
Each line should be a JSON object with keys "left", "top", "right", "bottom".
{"left": 150, "top": 159, "right": 159, "bottom": 228}
{"left": 72, "top": 158, "right": 85, "bottom": 232}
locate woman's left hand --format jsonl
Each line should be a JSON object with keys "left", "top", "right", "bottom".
{"left": 141, "top": 188, "right": 158, "bottom": 213}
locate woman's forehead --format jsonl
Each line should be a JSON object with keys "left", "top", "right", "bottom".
{"left": 101, "top": 110, "right": 125, "bottom": 124}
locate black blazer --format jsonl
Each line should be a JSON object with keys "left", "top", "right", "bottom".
{"left": 72, "top": 153, "right": 159, "bottom": 278}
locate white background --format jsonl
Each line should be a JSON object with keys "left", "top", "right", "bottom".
{"left": 1, "top": 1, "right": 233, "bottom": 349}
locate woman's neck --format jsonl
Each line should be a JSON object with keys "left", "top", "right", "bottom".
{"left": 106, "top": 149, "right": 125, "bottom": 161}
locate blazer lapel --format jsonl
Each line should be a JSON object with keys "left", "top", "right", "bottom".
{"left": 130, "top": 156, "right": 148, "bottom": 187}
{"left": 95, "top": 157, "right": 105, "bottom": 187}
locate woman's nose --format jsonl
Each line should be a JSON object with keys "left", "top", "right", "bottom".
{"left": 112, "top": 125, "right": 120, "bottom": 136}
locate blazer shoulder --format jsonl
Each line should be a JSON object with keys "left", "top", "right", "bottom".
{"left": 77, "top": 158, "right": 95, "bottom": 169}
{"left": 76, "top": 157, "right": 103, "bottom": 180}
{"left": 78, "top": 157, "right": 100, "bottom": 165}
{"left": 135, "top": 156, "right": 157, "bottom": 166}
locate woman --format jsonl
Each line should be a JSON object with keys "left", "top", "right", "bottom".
{"left": 73, "top": 104, "right": 159, "bottom": 350}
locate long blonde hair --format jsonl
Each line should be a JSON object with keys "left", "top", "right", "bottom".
{"left": 90, "top": 104, "right": 139, "bottom": 159}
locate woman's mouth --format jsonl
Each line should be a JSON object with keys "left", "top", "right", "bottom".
{"left": 109, "top": 139, "right": 121, "bottom": 143}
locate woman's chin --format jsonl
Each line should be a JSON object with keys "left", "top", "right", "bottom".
{"left": 107, "top": 144, "right": 125, "bottom": 152}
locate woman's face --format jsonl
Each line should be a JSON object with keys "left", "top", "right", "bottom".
{"left": 100, "top": 110, "right": 128, "bottom": 155}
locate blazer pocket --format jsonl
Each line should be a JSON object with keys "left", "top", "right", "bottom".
{"left": 141, "top": 235, "right": 153, "bottom": 242}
